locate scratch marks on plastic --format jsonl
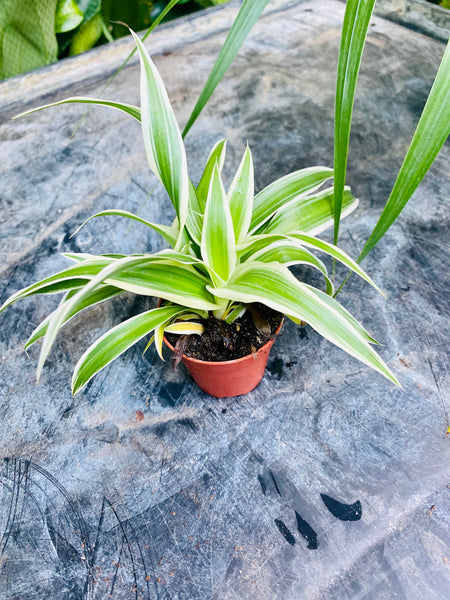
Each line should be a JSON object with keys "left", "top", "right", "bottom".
{"left": 0, "top": 457, "right": 153, "bottom": 600}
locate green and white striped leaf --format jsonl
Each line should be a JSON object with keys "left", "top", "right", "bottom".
{"left": 37, "top": 255, "right": 219, "bottom": 380}
{"left": 129, "top": 29, "right": 189, "bottom": 239}
{"left": 24, "top": 285, "right": 123, "bottom": 349}
{"left": 223, "top": 303, "right": 246, "bottom": 324}
{"left": 72, "top": 305, "right": 184, "bottom": 395}
{"left": 304, "top": 284, "right": 378, "bottom": 345}
{"left": 15, "top": 97, "right": 142, "bottom": 122}
{"left": 186, "top": 180, "right": 203, "bottom": 246}
{"left": 289, "top": 233, "right": 384, "bottom": 296}
{"left": 249, "top": 241, "right": 333, "bottom": 295}
{"left": 0, "top": 257, "right": 114, "bottom": 313}
{"left": 62, "top": 252, "right": 112, "bottom": 262}
{"left": 196, "top": 139, "right": 227, "bottom": 207}
{"left": 71, "top": 209, "right": 178, "bottom": 247}
{"left": 261, "top": 187, "right": 358, "bottom": 236}
{"left": 211, "top": 262, "right": 399, "bottom": 385}
{"left": 201, "top": 164, "right": 236, "bottom": 284}
{"left": 359, "top": 39, "right": 450, "bottom": 262}
{"left": 105, "top": 263, "right": 215, "bottom": 308}
{"left": 334, "top": 0, "right": 376, "bottom": 245}
{"left": 228, "top": 145, "right": 254, "bottom": 243}
{"left": 250, "top": 167, "right": 333, "bottom": 233}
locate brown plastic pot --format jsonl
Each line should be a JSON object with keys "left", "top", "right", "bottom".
{"left": 163, "top": 318, "right": 283, "bottom": 398}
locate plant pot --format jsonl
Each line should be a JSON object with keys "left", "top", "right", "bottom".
{"left": 163, "top": 318, "right": 283, "bottom": 398}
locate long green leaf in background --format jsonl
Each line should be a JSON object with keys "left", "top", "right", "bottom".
{"left": 182, "top": 0, "right": 270, "bottom": 137}
{"left": 333, "top": 0, "right": 376, "bottom": 245}
{"left": 358, "top": 39, "right": 450, "bottom": 262}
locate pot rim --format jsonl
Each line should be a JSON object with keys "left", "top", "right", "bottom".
{"left": 163, "top": 316, "right": 283, "bottom": 367}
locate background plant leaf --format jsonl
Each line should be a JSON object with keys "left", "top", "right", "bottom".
{"left": 182, "top": 0, "right": 269, "bottom": 137}
{"left": 55, "top": 0, "right": 84, "bottom": 34}
{"left": 0, "top": 0, "right": 58, "bottom": 79}
{"left": 358, "top": 39, "right": 450, "bottom": 262}
{"left": 333, "top": 0, "right": 376, "bottom": 245}
{"left": 77, "top": 0, "right": 101, "bottom": 23}
{"left": 69, "top": 12, "right": 103, "bottom": 55}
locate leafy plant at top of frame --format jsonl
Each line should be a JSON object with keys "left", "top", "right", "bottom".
{"left": 0, "top": 0, "right": 229, "bottom": 79}
{"left": 1, "top": 28, "right": 400, "bottom": 395}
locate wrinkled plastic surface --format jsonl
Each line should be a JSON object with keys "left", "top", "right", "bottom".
{"left": 0, "top": 1, "right": 449, "bottom": 598}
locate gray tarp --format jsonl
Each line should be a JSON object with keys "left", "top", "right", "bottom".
{"left": 0, "top": 1, "right": 449, "bottom": 598}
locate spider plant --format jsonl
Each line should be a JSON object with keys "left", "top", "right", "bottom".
{"left": 0, "top": 28, "right": 400, "bottom": 396}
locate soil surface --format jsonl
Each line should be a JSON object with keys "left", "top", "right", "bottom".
{"left": 165, "top": 304, "right": 283, "bottom": 362}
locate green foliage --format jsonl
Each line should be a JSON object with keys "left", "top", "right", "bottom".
{"left": 358, "top": 39, "right": 450, "bottom": 262}
{"left": 3, "top": 0, "right": 447, "bottom": 394}
{"left": 69, "top": 13, "right": 104, "bottom": 55}
{"left": 333, "top": 0, "right": 376, "bottom": 245}
{"left": 331, "top": 0, "right": 449, "bottom": 287}
{"left": 0, "top": 0, "right": 230, "bottom": 78}
{"left": 0, "top": 0, "right": 58, "bottom": 80}
{"left": 55, "top": 0, "right": 84, "bottom": 33}
{"left": 2, "top": 32, "right": 400, "bottom": 395}
{"left": 183, "top": 0, "right": 269, "bottom": 137}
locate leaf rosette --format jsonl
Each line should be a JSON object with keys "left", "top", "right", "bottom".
{"left": 3, "top": 29, "right": 401, "bottom": 395}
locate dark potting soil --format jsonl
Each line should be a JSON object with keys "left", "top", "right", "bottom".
{"left": 165, "top": 303, "right": 283, "bottom": 362}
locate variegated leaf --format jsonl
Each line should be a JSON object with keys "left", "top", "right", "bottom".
{"left": 201, "top": 164, "right": 236, "bottom": 284}
{"left": 228, "top": 145, "right": 254, "bottom": 243}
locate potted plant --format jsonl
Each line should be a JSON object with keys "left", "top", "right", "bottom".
{"left": 0, "top": 26, "right": 403, "bottom": 397}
